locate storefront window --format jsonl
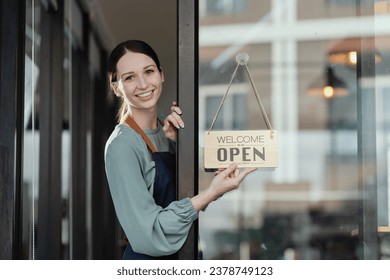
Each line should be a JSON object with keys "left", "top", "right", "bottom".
{"left": 22, "top": 0, "right": 86, "bottom": 259}
{"left": 198, "top": 0, "right": 390, "bottom": 260}
{"left": 22, "top": 0, "right": 41, "bottom": 260}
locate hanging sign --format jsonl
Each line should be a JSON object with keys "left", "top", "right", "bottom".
{"left": 203, "top": 53, "right": 279, "bottom": 170}
{"left": 204, "top": 130, "right": 278, "bottom": 169}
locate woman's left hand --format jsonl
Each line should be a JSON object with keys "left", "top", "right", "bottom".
{"left": 163, "top": 101, "right": 184, "bottom": 142}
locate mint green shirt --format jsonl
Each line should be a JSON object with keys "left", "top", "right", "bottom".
{"left": 104, "top": 123, "right": 198, "bottom": 257}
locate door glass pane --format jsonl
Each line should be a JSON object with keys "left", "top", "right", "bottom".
{"left": 22, "top": 0, "right": 42, "bottom": 260}
{"left": 23, "top": 0, "right": 76, "bottom": 259}
{"left": 198, "top": 0, "right": 390, "bottom": 260}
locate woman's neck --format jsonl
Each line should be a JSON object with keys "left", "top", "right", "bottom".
{"left": 127, "top": 108, "right": 158, "bottom": 130}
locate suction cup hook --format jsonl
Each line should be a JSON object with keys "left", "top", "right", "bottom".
{"left": 236, "top": 52, "right": 250, "bottom": 65}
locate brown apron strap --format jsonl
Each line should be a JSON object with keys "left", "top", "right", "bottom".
{"left": 125, "top": 115, "right": 157, "bottom": 153}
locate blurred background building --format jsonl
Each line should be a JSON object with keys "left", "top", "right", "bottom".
{"left": 1, "top": 0, "right": 389, "bottom": 260}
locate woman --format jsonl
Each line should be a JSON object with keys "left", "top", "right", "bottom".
{"left": 104, "top": 40, "right": 256, "bottom": 259}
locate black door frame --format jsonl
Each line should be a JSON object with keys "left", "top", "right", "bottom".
{"left": 177, "top": 0, "right": 199, "bottom": 260}
{"left": 0, "top": 0, "right": 25, "bottom": 260}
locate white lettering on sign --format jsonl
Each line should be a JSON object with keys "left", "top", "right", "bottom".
{"left": 204, "top": 130, "right": 278, "bottom": 169}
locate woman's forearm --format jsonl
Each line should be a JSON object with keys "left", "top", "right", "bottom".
{"left": 190, "top": 187, "right": 219, "bottom": 212}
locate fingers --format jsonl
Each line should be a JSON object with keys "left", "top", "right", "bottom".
{"left": 165, "top": 101, "right": 184, "bottom": 129}
{"left": 171, "top": 102, "right": 182, "bottom": 115}
{"left": 214, "top": 168, "right": 224, "bottom": 176}
{"left": 162, "top": 120, "right": 170, "bottom": 132}
{"left": 228, "top": 168, "right": 239, "bottom": 178}
{"left": 219, "top": 163, "right": 238, "bottom": 178}
{"left": 217, "top": 164, "right": 257, "bottom": 181}
{"left": 165, "top": 113, "right": 184, "bottom": 129}
{"left": 209, "top": 164, "right": 257, "bottom": 200}
{"left": 236, "top": 167, "right": 257, "bottom": 181}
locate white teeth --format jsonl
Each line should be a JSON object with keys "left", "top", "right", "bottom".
{"left": 136, "top": 90, "right": 153, "bottom": 98}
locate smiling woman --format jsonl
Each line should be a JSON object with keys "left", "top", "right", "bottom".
{"left": 113, "top": 51, "right": 164, "bottom": 123}
{"left": 104, "top": 39, "right": 256, "bottom": 260}
{"left": 107, "top": 40, "right": 165, "bottom": 125}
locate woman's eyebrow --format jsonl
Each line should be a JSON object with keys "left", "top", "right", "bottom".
{"left": 120, "top": 65, "right": 156, "bottom": 77}
{"left": 144, "top": 64, "right": 156, "bottom": 69}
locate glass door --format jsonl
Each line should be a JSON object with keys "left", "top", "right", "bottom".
{"left": 198, "top": 0, "right": 390, "bottom": 260}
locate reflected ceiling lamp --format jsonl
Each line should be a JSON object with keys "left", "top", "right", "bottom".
{"left": 327, "top": 38, "right": 382, "bottom": 67}
{"left": 328, "top": 50, "right": 358, "bottom": 66}
{"left": 306, "top": 66, "right": 349, "bottom": 99}
{"left": 328, "top": 50, "right": 382, "bottom": 66}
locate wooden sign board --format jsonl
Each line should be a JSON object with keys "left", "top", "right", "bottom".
{"left": 204, "top": 130, "right": 278, "bottom": 169}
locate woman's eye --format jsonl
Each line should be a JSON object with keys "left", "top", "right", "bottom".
{"left": 125, "top": 75, "right": 134, "bottom": 81}
{"left": 145, "top": 69, "right": 154, "bottom": 75}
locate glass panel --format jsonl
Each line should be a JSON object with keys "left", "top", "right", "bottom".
{"left": 23, "top": 0, "right": 77, "bottom": 259}
{"left": 205, "top": 95, "right": 225, "bottom": 130}
{"left": 198, "top": 0, "right": 390, "bottom": 260}
{"left": 62, "top": 0, "right": 73, "bottom": 260}
{"left": 22, "top": 0, "right": 42, "bottom": 260}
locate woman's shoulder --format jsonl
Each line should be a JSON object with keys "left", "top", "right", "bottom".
{"left": 105, "top": 124, "right": 142, "bottom": 152}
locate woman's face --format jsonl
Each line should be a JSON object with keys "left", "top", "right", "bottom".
{"left": 114, "top": 51, "right": 164, "bottom": 112}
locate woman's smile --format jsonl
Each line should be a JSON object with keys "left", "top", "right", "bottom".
{"left": 135, "top": 89, "right": 155, "bottom": 98}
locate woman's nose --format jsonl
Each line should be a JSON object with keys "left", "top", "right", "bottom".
{"left": 137, "top": 75, "right": 148, "bottom": 89}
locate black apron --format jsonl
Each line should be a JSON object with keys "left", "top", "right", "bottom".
{"left": 122, "top": 115, "right": 177, "bottom": 260}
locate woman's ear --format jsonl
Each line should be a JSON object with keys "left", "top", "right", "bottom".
{"left": 109, "top": 73, "right": 122, "bottom": 97}
{"left": 111, "top": 82, "right": 122, "bottom": 97}
{"left": 161, "top": 70, "right": 165, "bottom": 83}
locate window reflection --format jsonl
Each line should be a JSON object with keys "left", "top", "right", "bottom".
{"left": 204, "top": 0, "right": 247, "bottom": 16}
{"left": 22, "top": 0, "right": 84, "bottom": 260}
{"left": 199, "top": 0, "right": 390, "bottom": 260}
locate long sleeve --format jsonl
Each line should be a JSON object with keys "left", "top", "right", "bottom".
{"left": 104, "top": 125, "right": 198, "bottom": 257}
